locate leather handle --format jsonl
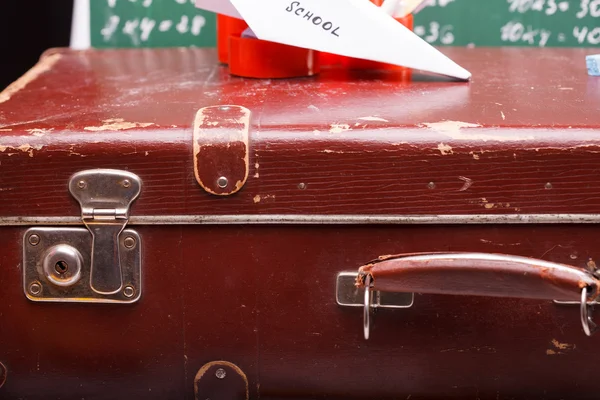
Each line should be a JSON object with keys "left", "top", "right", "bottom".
{"left": 356, "top": 253, "right": 600, "bottom": 302}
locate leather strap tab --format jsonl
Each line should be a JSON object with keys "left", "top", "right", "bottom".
{"left": 193, "top": 105, "right": 250, "bottom": 196}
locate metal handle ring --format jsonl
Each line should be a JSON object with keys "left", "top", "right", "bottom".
{"left": 580, "top": 286, "right": 598, "bottom": 336}
{"left": 363, "top": 275, "right": 373, "bottom": 340}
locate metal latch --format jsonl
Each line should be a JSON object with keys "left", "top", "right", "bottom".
{"left": 23, "top": 169, "right": 142, "bottom": 303}
{"left": 336, "top": 272, "right": 414, "bottom": 309}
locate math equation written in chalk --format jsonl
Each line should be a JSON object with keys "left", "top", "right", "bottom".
{"left": 91, "top": 0, "right": 217, "bottom": 48}
{"left": 414, "top": 0, "right": 600, "bottom": 47}
{"left": 90, "top": 0, "right": 600, "bottom": 48}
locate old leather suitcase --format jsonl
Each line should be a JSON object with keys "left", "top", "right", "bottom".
{"left": 1, "top": 46, "right": 600, "bottom": 400}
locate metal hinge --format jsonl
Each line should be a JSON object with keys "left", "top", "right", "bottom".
{"left": 23, "top": 169, "right": 142, "bottom": 303}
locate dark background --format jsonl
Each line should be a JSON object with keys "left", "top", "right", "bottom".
{"left": 0, "top": 2, "right": 74, "bottom": 90}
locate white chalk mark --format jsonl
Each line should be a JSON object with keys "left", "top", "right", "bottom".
{"left": 123, "top": 19, "right": 141, "bottom": 46}
{"left": 101, "top": 15, "right": 120, "bottom": 42}
{"left": 191, "top": 15, "right": 206, "bottom": 36}
{"left": 159, "top": 20, "right": 173, "bottom": 32}
{"left": 177, "top": 16, "right": 189, "bottom": 34}
{"left": 140, "top": 18, "right": 156, "bottom": 41}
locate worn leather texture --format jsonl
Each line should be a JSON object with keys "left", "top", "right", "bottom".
{"left": 2, "top": 48, "right": 600, "bottom": 399}
{"left": 193, "top": 105, "right": 250, "bottom": 196}
{"left": 1, "top": 48, "right": 600, "bottom": 216}
{"left": 358, "top": 253, "right": 600, "bottom": 301}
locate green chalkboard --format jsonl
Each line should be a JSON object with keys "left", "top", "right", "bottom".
{"left": 90, "top": 0, "right": 217, "bottom": 48}
{"left": 413, "top": 0, "right": 600, "bottom": 47}
{"left": 90, "top": 0, "right": 600, "bottom": 48}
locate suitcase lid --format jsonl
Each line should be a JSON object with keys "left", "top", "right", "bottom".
{"left": 1, "top": 47, "right": 599, "bottom": 223}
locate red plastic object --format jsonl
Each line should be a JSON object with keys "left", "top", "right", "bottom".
{"left": 217, "top": 0, "right": 413, "bottom": 78}
{"left": 216, "top": 14, "right": 248, "bottom": 65}
{"left": 319, "top": 52, "right": 344, "bottom": 67}
{"left": 228, "top": 35, "right": 320, "bottom": 79}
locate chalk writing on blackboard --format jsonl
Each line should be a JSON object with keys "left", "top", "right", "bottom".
{"left": 413, "top": 0, "right": 600, "bottom": 47}
{"left": 90, "top": 0, "right": 599, "bottom": 48}
{"left": 94, "top": 0, "right": 215, "bottom": 48}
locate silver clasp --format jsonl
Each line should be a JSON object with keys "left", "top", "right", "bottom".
{"left": 23, "top": 169, "right": 142, "bottom": 303}
{"left": 69, "top": 170, "right": 141, "bottom": 295}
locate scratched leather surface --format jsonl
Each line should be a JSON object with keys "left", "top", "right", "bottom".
{"left": 359, "top": 253, "right": 599, "bottom": 301}
{"left": 1, "top": 48, "right": 600, "bottom": 399}
{"left": 1, "top": 47, "right": 600, "bottom": 216}
{"left": 1, "top": 225, "right": 600, "bottom": 399}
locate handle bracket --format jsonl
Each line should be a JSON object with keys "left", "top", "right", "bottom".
{"left": 336, "top": 272, "right": 413, "bottom": 340}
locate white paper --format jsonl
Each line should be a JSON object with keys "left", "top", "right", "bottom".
{"left": 380, "top": 0, "right": 400, "bottom": 16}
{"left": 196, "top": 0, "right": 471, "bottom": 80}
{"left": 395, "top": 0, "right": 429, "bottom": 17}
{"left": 194, "top": 0, "right": 243, "bottom": 19}
{"left": 229, "top": 0, "right": 470, "bottom": 80}
{"left": 70, "top": 0, "right": 91, "bottom": 50}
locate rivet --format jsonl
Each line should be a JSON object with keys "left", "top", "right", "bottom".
{"left": 123, "top": 286, "right": 135, "bottom": 298}
{"left": 217, "top": 177, "right": 228, "bottom": 189}
{"left": 545, "top": 182, "right": 553, "bottom": 190}
{"left": 124, "top": 236, "right": 136, "bottom": 249}
{"left": 122, "top": 179, "right": 131, "bottom": 188}
{"left": 29, "top": 282, "right": 42, "bottom": 296}
{"left": 570, "top": 253, "right": 578, "bottom": 260}
{"left": 298, "top": 183, "right": 307, "bottom": 190}
{"left": 28, "top": 234, "right": 40, "bottom": 246}
{"left": 427, "top": 182, "right": 436, "bottom": 189}
{"left": 77, "top": 180, "right": 87, "bottom": 189}
{"left": 215, "top": 368, "right": 227, "bottom": 379}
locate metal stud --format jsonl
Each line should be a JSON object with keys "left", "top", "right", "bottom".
{"left": 215, "top": 368, "right": 227, "bottom": 379}
{"left": 29, "top": 282, "right": 42, "bottom": 296}
{"left": 28, "top": 234, "right": 40, "bottom": 246}
{"left": 217, "top": 177, "right": 229, "bottom": 189}
{"left": 123, "top": 286, "right": 135, "bottom": 298}
{"left": 124, "top": 236, "right": 136, "bottom": 249}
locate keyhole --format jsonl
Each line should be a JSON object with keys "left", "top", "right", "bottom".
{"left": 54, "top": 261, "right": 69, "bottom": 275}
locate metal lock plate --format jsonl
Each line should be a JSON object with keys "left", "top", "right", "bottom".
{"left": 24, "top": 228, "right": 141, "bottom": 303}
{"left": 23, "top": 169, "right": 142, "bottom": 304}
{"left": 336, "top": 272, "right": 414, "bottom": 309}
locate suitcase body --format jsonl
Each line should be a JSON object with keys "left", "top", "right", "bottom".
{"left": 1, "top": 47, "right": 600, "bottom": 399}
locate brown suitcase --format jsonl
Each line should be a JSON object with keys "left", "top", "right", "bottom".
{"left": 1, "top": 46, "right": 600, "bottom": 399}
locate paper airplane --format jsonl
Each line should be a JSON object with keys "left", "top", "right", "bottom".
{"left": 196, "top": 0, "right": 243, "bottom": 19}
{"left": 195, "top": 0, "right": 471, "bottom": 80}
